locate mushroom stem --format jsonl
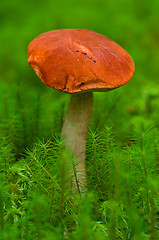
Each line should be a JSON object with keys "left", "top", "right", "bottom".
{"left": 61, "top": 92, "right": 93, "bottom": 193}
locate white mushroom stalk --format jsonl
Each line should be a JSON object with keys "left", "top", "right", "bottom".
{"left": 61, "top": 92, "right": 93, "bottom": 193}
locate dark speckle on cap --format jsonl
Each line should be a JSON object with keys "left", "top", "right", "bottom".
{"left": 80, "top": 82, "right": 85, "bottom": 86}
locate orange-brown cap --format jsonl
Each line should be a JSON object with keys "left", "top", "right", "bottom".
{"left": 28, "top": 29, "right": 135, "bottom": 93}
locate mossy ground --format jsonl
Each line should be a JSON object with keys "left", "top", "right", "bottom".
{"left": 0, "top": 80, "right": 159, "bottom": 239}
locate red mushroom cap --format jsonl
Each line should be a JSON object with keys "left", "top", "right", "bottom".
{"left": 28, "top": 29, "right": 135, "bottom": 93}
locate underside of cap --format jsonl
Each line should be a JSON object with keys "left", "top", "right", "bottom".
{"left": 28, "top": 29, "right": 135, "bottom": 93}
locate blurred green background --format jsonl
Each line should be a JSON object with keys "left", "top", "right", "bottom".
{"left": 0, "top": 0, "right": 159, "bottom": 144}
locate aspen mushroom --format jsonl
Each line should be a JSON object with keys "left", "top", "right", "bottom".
{"left": 28, "top": 29, "right": 135, "bottom": 193}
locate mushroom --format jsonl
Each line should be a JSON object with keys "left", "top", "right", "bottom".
{"left": 28, "top": 29, "right": 135, "bottom": 193}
